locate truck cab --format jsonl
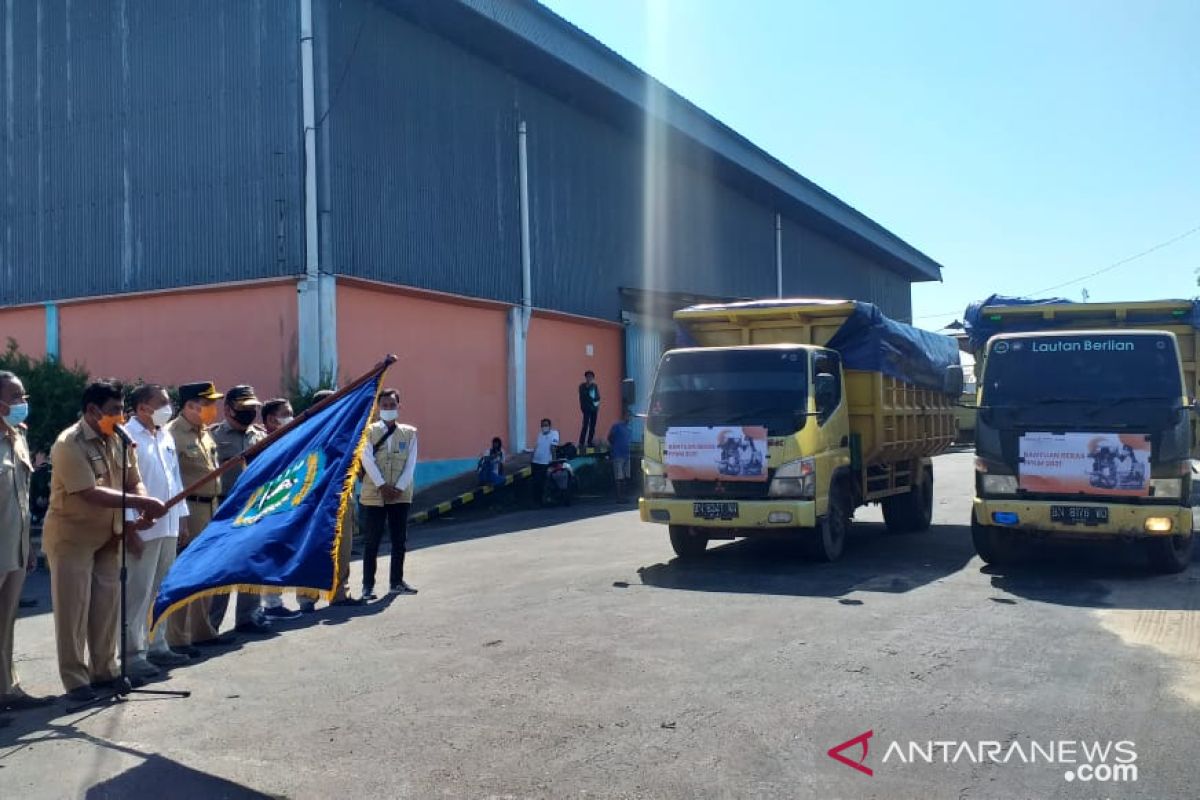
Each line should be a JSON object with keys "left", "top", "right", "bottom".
{"left": 971, "top": 325, "right": 1196, "bottom": 572}
{"left": 639, "top": 299, "right": 960, "bottom": 562}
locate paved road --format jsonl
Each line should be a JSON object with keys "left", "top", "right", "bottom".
{"left": 2, "top": 451, "right": 1198, "bottom": 799}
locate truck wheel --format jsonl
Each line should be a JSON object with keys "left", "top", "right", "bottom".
{"left": 669, "top": 525, "right": 708, "bottom": 560}
{"left": 1144, "top": 534, "right": 1193, "bottom": 574}
{"left": 971, "top": 516, "right": 1018, "bottom": 565}
{"left": 883, "top": 467, "right": 934, "bottom": 534}
{"left": 805, "top": 483, "right": 850, "bottom": 562}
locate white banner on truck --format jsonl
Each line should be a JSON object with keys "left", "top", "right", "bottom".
{"left": 665, "top": 426, "right": 769, "bottom": 483}
{"left": 1019, "top": 432, "right": 1151, "bottom": 497}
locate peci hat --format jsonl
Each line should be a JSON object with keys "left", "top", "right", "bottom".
{"left": 178, "top": 382, "right": 224, "bottom": 405}
{"left": 225, "top": 384, "right": 262, "bottom": 409}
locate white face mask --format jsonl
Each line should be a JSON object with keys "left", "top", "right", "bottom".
{"left": 275, "top": 416, "right": 294, "bottom": 428}
{"left": 379, "top": 409, "right": 399, "bottom": 422}
{"left": 541, "top": 426, "right": 550, "bottom": 434}
{"left": 151, "top": 405, "right": 174, "bottom": 427}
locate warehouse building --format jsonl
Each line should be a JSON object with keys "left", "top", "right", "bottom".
{"left": 0, "top": 0, "right": 944, "bottom": 485}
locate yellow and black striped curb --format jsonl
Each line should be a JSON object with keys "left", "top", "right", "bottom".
{"left": 411, "top": 466, "right": 534, "bottom": 525}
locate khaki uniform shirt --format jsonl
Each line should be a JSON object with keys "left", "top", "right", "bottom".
{"left": 360, "top": 422, "right": 418, "bottom": 506}
{"left": 0, "top": 424, "right": 32, "bottom": 572}
{"left": 43, "top": 420, "right": 142, "bottom": 549}
{"left": 166, "top": 416, "right": 221, "bottom": 498}
{"left": 210, "top": 421, "right": 266, "bottom": 497}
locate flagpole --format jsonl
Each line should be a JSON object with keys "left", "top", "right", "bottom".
{"left": 160, "top": 354, "right": 397, "bottom": 515}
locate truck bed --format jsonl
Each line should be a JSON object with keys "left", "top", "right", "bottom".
{"left": 675, "top": 300, "right": 956, "bottom": 466}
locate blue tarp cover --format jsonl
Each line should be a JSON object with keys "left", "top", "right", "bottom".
{"left": 676, "top": 299, "right": 960, "bottom": 393}
{"left": 963, "top": 294, "right": 1200, "bottom": 352}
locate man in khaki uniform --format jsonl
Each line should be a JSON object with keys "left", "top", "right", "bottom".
{"left": 43, "top": 381, "right": 165, "bottom": 701}
{"left": 359, "top": 388, "right": 418, "bottom": 599}
{"left": 164, "top": 382, "right": 226, "bottom": 652}
{"left": 208, "top": 385, "right": 271, "bottom": 634}
{"left": 0, "top": 372, "right": 53, "bottom": 713}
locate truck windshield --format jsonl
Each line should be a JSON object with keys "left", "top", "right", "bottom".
{"left": 647, "top": 348, "right": 809, "bottom": 436}
{"left": 980, "top": 333, "right": 1183, "bottom": 406}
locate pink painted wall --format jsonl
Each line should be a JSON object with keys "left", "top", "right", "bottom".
{"left": 527, "top": 314, "right": 622, "bottom": 450}
{"left": 58, "top": 283, "right": 298, "bottom": 396}
{"left": 0, "top": 306, "right": 47, "bottom": 359}
{"left": 337, "top": 284, "right": 509, "bottom": 462}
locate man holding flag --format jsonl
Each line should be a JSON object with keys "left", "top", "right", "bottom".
{"left": 151, "top": 359, "right": 394, "bottom": 638}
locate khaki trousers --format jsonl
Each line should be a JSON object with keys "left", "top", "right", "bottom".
{"left": 167, "top": 500, "right": 220, "bottom": 647}
{"left": 0, "top": 567, "right": 26, "bottom": 698}
{"left": 45, "top": 536, "right": 120, "bottom": 692}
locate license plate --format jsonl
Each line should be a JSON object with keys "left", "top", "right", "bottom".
{"left": 694, "top": 501, "right": 739, "bottom": 521}
{"left": 1051, "top": 505, "right": 1109, "bottom": 526}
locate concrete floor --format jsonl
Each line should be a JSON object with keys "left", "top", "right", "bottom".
{"left": 2, "top": 451, "right": 1198, "bottom": 799}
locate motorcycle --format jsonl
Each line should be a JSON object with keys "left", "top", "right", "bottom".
{"left": 543, "top": 444, "right": 578, "bottom": 506}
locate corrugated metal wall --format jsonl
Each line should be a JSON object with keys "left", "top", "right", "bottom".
{"left": 327, "top": 0, "right": 862, "bottom": 322}
{"left": 323, "top": 0, "right": 523, "bottom": 304}
{"left": 0, "top": 0, "right": 303, "bottom": 306}
{"left": 781, "top": 217, "right": 913, "bottom": 320}
{"left": 2, "top": 0, "right": 916, "bottom": 322}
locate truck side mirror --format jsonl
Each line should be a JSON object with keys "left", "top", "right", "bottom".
{"left": 944, "top": 365, "right": 965, "bottom": 397}
{"left": 621, "top": 378, "right": 637, "bottom": 407}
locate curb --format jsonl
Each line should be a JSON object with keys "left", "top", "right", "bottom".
{"left": 411, "top": 466, "right": 533, "bottom": 525}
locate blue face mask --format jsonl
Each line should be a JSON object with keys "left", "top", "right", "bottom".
{"left": 3, "top": 402, "right": 29, "bottom": 427}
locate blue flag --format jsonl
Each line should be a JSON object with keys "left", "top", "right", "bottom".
{"left": 151, "top": 376, "right": 381, "bottom": 632}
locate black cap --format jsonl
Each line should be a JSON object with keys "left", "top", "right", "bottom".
{"left": 178, "top": 382, "right": 223, "bottom": 404}
{"left": 225, "top": 385, "right": 262, "bottom": 409}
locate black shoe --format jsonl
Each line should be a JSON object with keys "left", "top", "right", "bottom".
{"left": 66, "top": 686, "right": 99, "bottom": 703}
{"left": 262, "top": 605, "right": 303, "bottom": 620}
{"left": 177, "top": 645, "right": 203, "bottom": 658}
{"left": 361, "top": 589, "right": 377, "bottom": 601}
{"left": 234, "top": 619, "right": 272, "bottom": 635}
{"left": 389, "top": 582, "right": 418, "bottom": 595}
{"left": 1, "top": 693, "right": 55, "bottom": 712}
{"left": 330, "top": 596, "right": 366, "bottom": 607}
{"left": 298, "top": 601, "right": 317, "bottom": 614}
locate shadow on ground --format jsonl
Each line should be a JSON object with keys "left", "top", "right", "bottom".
{"left": 2, "top": 711, "right": 282, "bottom": 799}
{"left": 409, "top": 498, "right": 633, "bottom": 551}
{"left": 636, "top": 522, "right": 976, "bottom": 599}
{"left": 981, "top": 538, "right": 1200, "bottom": 610}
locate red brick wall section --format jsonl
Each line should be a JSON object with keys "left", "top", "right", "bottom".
{"left": 337, "top": 283, "right": 510, "bottom": 462}
{"left": 57, "top": 283, "right": 298, "bottom": 396}
{"left": 0, "top": 307, "right": 48, "bottom": 359}
{"left": 526, "top": 314, "right": 622, "bottom": 451}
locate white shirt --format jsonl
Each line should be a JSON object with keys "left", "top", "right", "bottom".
{"left": 361, "top": 428, "right": 419, "bottom": 492}
{"left": 532, "top": 429, "right": 560, "bottom": 465}
{"left": 127, "top": 417, "right": 189, "bottom": 541}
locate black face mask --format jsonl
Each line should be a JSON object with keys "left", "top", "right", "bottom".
{"left": 232, "top": 408, "right": 258, "bottom": 427}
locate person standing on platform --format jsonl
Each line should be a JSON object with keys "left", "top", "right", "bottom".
{"left": 578, "top": 371, "right": 601, "bottom": 449}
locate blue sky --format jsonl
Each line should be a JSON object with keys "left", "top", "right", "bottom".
{"left": 540, "top": 0, "right": 1200, "bottom": 327}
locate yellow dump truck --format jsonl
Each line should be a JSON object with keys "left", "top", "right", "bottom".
{"left": 965, "top": 297, "right": 1198, "bottom": 573}
{"left": 638, "top": 299, "right": 962, "bottom": 560}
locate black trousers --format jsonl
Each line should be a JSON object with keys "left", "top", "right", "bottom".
{"left": 531, "top": 463, "right": 549, "bottom": 505}
{"left": 361, "top": 502, "right": 410, "bottom": 590}
{"left": 580, "top": 409, "right": 598, "bottom": 447}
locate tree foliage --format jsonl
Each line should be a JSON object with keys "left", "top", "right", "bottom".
{"left": 0, "top": 339, "right": 90, "bottom": 457}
